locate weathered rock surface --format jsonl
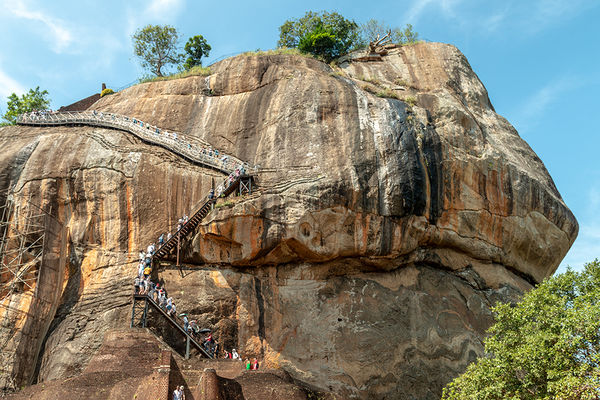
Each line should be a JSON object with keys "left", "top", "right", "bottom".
{"left": 0, "top": 43, "right": 577, "bottom": 399}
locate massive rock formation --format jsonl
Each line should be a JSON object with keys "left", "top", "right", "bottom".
{"left": 0, "top": 43, "right": 577, "bottom": 399}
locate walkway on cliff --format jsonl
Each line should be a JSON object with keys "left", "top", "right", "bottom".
{"left": 16, "top": 110, "right": 257, "bottom": 362}
{"left": 16, "top": 110, "right": 250, "bottom": 175}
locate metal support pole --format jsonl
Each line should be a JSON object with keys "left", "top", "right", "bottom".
{"left": 176, "top": 232, "right": 180, "bottom": 267}
{"left": 142, "top": 298, "right": 148, "bottom": 328}
{"left": 185, "top": 336, "right": 190, "bottom": 359}
{"left": 130, "top": 297, "right": 137, "bottom": 328}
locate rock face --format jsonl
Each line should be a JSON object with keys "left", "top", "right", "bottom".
{"left": 0, "top": 43, "right": 577, "bottom": 399}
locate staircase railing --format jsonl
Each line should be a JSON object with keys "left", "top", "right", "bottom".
{"left": 16, "top": 110, "right": 253, "bottom": 175}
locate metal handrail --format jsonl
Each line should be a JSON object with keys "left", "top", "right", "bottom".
{"left": 16, "top": 110, "right": 254, "bottom": 175}
{"left": 16, "top": 110, "right": 254, "bottom": 253}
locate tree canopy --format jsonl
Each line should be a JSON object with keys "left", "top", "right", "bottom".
{"left": 359, "top": 19, "right": 420, "bottom": 46}
{"left": 183, "top": 35, "right": 211, "bottom": 70}
{"left": 278, "top": 11, "right": 360, "bottom": 60}
{"left": 132, "top": 24, "right": 183, "bottom": 77}
{"left": 1, "top": 87, "right": 50, "bottom": 125}
{"left": 443, "top": 260, "right": 600, "bottom": 400}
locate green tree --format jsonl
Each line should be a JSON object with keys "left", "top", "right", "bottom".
{"left": 2, "top": 87, "right": 50, "bottom": 125}
{"left": 443, "top": 260, "right": 600, "bottom": 400}
{"left": 278, "top": 11, "right": 360, "bottom": 59}
{"left": 132, "top": 24, "right": 183, "bottom": 77}
{"left": 399, "top": 24, "right": 419, "bottom": 44}
{"left": 297, "top": 25, "right": 338, "bottom": 61}
{"left": 182, "top": 35, "right": 211, "bottom": 70}
{"left": 359, "top": 20, "right": 419, "bottom": 46}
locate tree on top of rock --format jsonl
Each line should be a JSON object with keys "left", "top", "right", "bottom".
{"left": 443, "top": 259, "right": 600, "bottom": 400}
{"left": 183, "top": 35, "right": 211, "bottom": 70}
{"left": 278, "top": 11, "right": 360, "bottom": 61}
{"left": 132, "top": 24, "right": 183, "bottom": 77}
{"left": 2, "top": 87, "right": 50, "bottom": 125}
{"left": 359, "top": 20, "right": 420, "bottom": 47}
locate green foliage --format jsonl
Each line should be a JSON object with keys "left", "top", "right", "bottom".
{"left": 132, "top": 24, "right": 183, "bottom": 77}
{"left": 297, "top": 25, "right": 339, "bottom": 61}
{"left": 242, "top": 47, "right": 317, "bottom": 59}
{"left": 399, "top": 24, "right": 420, "bottom": 44}
{"left": 376, "top": 88, "right": 400, "bottom": 100}
{"left": 443, "top": 260, "right": 600, "bottom": 400}
{"left": 278, "top": 11, "right": 359, "bottom": 60}
{"left": 2, "top": 86, "right": 50, "bottom": 125}
{"left": 404, "top": 96, "right": 417, "bottom": 107}
{"left": 100, "top": 88, "right": 114, "bottom": 97}
{"left": 359, "top": 19, "right": 420, "bottom": 46}
{"left": 138, "top": 65, "right": 211, "bottom": 84}
{"left": 183, "top": 35, "right": 211, "bottom": 70}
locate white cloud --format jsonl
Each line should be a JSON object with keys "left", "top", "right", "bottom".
{"left": 0, "top": 67, "right": 25, "bottom": 100}
{"left": 404, "top": 0, "right": 463, "bottom": 23}
{"left": 145, "top": 0, "right": 184, "bottom": 22}
{"left": 4, "top": 0, "right": 73, "bottom": 53}
{"left": 513, "top": 76, "right": 578, "bottom": 131}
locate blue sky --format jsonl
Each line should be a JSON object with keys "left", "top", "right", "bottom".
{"left": 0, "top": 0, "right": 598, "bottom": 274}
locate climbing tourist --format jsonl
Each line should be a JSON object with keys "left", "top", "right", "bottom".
{"left": 209, "top": 188, "right": 215, "bottom": 199}
{"left": 158, "top": 234, "right": 164, "bottom": 245}
{"left": 138, "top": 261, "right": 145, "bottom": 278}
{"left": 134, "top": 276, "right": 141, "bottom": 294}
{"left": 245, "top": 359, "right": 251, "bottom": 370}
{"left": 139, "top": 250, "right": 145, "bottom": 261}
{"left": 177, "top": 217, "right": 184, "bottom": 231}
{"left": 143, "top": 265, "right": 151, "bottom": 278}
{"left": 147, "top": 243, "right": 155, "bottom": 255}
{"left": 213, "top": 340, "right": 219, "bottom": 358}
{"left": 167, "top": 232, "right": 172, "bottom": 241}
{"left": 158, "top": 287, "right": 166, "bottom": 307}
{"left": 144, "top": 277, "right": 151, "bottom": 295}
{"left": 182, "top": 314, "right": 189, "bottom": 332}
{"left": 232, "top": 349, "right": 240, "bottom": 360}
{"left": 251, "top": 358, "right": 259, "bottom": 370}
{"left": 172, "top": 386, "right": 182, "bottom": 400}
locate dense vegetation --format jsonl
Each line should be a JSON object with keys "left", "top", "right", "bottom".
{"left": 277, "top": 12, "right": 419, "bottom": 61}
{"left": 443, "top": 260, "right": 600, "bottom": 400}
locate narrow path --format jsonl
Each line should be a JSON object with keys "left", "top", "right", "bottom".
{"left": 16, "top": 110, "right": 250, "bottom": 175}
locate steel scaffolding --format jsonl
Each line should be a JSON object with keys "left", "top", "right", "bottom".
{"left": 0, "top": 190, "right": 57, "bottom": 302}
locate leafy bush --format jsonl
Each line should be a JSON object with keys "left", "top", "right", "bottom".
{"left": 443, "top": 259, "right": 600, "bottom": 400}
{"left": 183, "top": 35, "right": 211, "bottom": 69}
{"left": 298, "top": 25, "right": 339, "bottom": 61}
{"left": 404, "top": 96, "right": 417, "bottom": 107}
{"left": 100, "top": 88, "right": 114, "bottom": 97}
{"left": 278, "top": 11, "right": 360, "bottom": 61}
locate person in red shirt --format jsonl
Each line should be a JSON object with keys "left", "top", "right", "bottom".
{"left": 251, "top": 358, "right": 259, "bottom": 370}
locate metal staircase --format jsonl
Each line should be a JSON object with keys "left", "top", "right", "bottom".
{"left": 16, "top": 110, "right": 257, "bottom": 361}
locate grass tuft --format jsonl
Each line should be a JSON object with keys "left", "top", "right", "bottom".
{"left": 139, "top": 65, "right": 212, "bottom": 84}
{"left": 242, "top": 48, "right": 319, "bottom": 60}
